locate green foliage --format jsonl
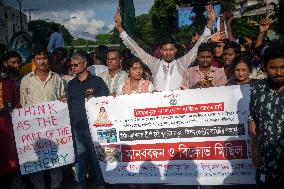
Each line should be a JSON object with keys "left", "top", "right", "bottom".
{"left": 231, "top": 18, "right": 258, "bottom": 39}
{"left": 28, "top": 19, "right": 73, "bottom": 46}
{"left": 173, "top": 25, "right": 203, "bottom": 46}
{"left": 109, "top": 28, "right": 121, "bottom": 44}
{"left": 135, "top": 14, "right": 156, "bottom": 51}
{"left": 95, "top": 34, "right": 112, "bottom": 45}
{"left": 70, "top": 38, "right": 95, "bottom": 46}
{"left": 150, "top": 0, "right": 179, "bottom": 39}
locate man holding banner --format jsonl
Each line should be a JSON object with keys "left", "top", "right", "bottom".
{"left": 20, "top": 49, "right": 65, "bottom": 189}
{"left": 67, "top": 53, "right": 109, "bottom": 189}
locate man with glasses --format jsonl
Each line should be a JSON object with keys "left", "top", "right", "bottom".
{"left": 67, "top": 53, "right": 109, "bottom": 189}
{"left": 99, "top": 50, "right": 128, "bottom": 96}
{"left": 20, "top": 49, "right": 66, "bottom": 189}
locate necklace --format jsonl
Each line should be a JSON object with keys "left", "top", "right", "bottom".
{"left": 106, "top": 70, "right": 123, "bottom": 93}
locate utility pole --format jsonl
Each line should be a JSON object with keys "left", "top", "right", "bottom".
{"left": 23, "top": 8, "right": 40, "bottom": 22}
{"left": 16, "top": 0, "right": 23, "bottom": 31}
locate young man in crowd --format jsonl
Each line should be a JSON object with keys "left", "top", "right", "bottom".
{"left": 20, "top": 49, "right": 65, "bottom": 189}
{"left": 115, "top": 5, "right": 216, "bottom": 91}
{"left": 222, "top": 42, "right": 241, "bottom": 79}
{"left": 67, "top": 53, "right": 109, "bottom": 189}
{"left": 249, "top": 45, "right": 284, "bottom": 187}
{"left": 2, "top": 51, "right": 22, "bottom": 87}
{"left": 99, "top": 49, "right": 128, "bottom": 96}
{"left": 180, "top": 43, "right": 227, "bottom": 89}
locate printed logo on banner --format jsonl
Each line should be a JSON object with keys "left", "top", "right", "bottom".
{"left": 170, "top": 98, "right": 177, "bottom": 106}
{"left": 93, "top": 106, "right": 113, "bottom": 127}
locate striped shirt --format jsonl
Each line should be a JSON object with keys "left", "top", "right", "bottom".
{"left": 20, "top": 71, "right": 65, "bottom": 106}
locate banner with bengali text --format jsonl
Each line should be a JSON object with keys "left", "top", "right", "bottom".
{"left": 12, "top": 101, "right": 75, "bottom": 175}
{"left": 85, "top": 85, "right": 255, "bottom": 185}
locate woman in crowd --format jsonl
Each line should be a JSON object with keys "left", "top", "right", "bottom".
{"left": 117, "top": 57, "right": 154, "bottom": 95}
{"left": 226, "top": 54, "right": 257, "bottom": 86}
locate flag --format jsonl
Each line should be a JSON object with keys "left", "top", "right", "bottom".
{"left": 119, "top": 0, "right": 136, "bottom": 50}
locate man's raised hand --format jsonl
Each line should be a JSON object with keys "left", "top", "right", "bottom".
{"left": 210, "top": 31, "right": 227, "bottom": 43}
{"left": 206, "top": 4, "right": 215, "bottom": 30}
{"left": 115, "top": 8, "right": 124, "bottom": 33}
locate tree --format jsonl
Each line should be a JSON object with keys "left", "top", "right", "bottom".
{"left": 109, "top": 28, "right": 121, "bottom": 44}
{"left": 135, "top": 14, "right": 156, "bottom": 51}
{"left": 70, "top": 38, "right": 95, "bottom": 46}
{"left": 150, "top": 0, "right": 179, "bottom": 40}
{"left": 95, "top": 34, "right": 112, "bottom": 45}
{"left": 231, "top": 18, "right": 258, "bottom": 39}
{"left": 28, "top": 19, "right": 73, "bottom": 48}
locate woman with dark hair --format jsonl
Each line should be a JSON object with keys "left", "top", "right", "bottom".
{"left": 226, "top": 54, "right": 257, "bottom": 85}
{"left": 117, "top": 57, "right": 154, "bottom": 95}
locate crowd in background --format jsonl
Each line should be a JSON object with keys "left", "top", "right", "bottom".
{"left": 0, "top": 4, "right": 284, "bottom": 189}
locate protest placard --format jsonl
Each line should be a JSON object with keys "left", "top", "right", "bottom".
{"left": 85, "top": 85, "right": 255, "bottom": 185}
{"left": 12, "top": 100, "right": 75, "bottom": 175}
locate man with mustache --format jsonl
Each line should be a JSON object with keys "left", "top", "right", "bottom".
{"left": 249, "top": 45, "right": 284, "bottom": 187}
{"left": 20, "top": 49, "right": 65, "bottom": 189}
{"left": 180, "top": 43, "right": 227, "bottom": 89}
{"left": 115, "top": 5, "right": 217, "bottom": 92}
{"left": 2, "top": 51, "right": 22, "bottom": 87}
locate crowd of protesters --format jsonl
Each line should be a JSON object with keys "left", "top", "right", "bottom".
{"left": 0, "top": 4, "right": 284, "bottom": 189}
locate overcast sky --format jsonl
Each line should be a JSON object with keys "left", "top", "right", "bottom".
{"left": 4, "top": 0, "right": 154, "bottom": 39}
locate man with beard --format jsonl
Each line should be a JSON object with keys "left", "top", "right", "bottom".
{"left": 2, "top": 51, "right": 22, "bottom": 87}
{"left": 249, "top": 45, "right": 284, "bottom": 187}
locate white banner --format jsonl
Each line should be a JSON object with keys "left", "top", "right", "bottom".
{"left": 85, "top": 85, "right": 255, "bottom": 185}
{"left": 12, "top": 100, "right": 75, "bottom": 175}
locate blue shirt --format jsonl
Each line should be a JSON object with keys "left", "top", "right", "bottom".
{"left": 67, "top": 73, "right": 109, "bottom": 130}
{"left": 47, "top": 32, "right": 65, "bottom": 52}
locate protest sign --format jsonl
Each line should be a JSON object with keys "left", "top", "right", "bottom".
{"left": 85, "top": 85, "right": 255, "bottom": 185}
{"left": 12, "top": 100, "right": 74, "bottom": 175}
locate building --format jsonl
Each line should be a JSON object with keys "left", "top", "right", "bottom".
{"left": 4, "top": 5, "right": 28, "bottom": 45}
{"left": 234, "top": 0, "right": 279, "bottom": 18}
{"left": 0, "top": 1, "right": 28, "bottom": 46}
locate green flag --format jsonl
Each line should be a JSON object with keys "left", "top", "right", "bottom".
{"left": 119, "top": 0, "right": 136, "bottom": 50}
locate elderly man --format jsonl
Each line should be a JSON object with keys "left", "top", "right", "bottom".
{"left": 67, "top": 53, "right": 109, "bottom": 189}
{"left": 99, "top": 49, "right": 128, "bottom": 96}
{"left": 20, "top": 49, "right": 65, "bottom": 189}
{"left": 115, "top": 5, "right": 217, "bottom": 91}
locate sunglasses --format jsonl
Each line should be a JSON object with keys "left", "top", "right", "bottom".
{"left": 71, "top": 62, "right": 83, "bottom": 67}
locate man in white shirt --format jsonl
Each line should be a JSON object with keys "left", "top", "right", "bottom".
{"left": 99, "top": 49, "right": 128, "bottom": 96}
{"left": 115, "top": 5, "right": 216, "bottom": 91}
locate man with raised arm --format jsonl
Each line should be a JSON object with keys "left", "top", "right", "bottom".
{"left": 115, "top": 5, "right": 216, "bottom": 91}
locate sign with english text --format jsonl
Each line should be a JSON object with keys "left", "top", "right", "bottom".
{"left": 85, "top": 85, "right": 255, "bottom": 185}
{"left": 12, "top": 101, "right": 75, "bottom": 175}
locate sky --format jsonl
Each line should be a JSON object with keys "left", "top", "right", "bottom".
{"left": 4, "top": 0, "right": 155, "bottom": 40}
